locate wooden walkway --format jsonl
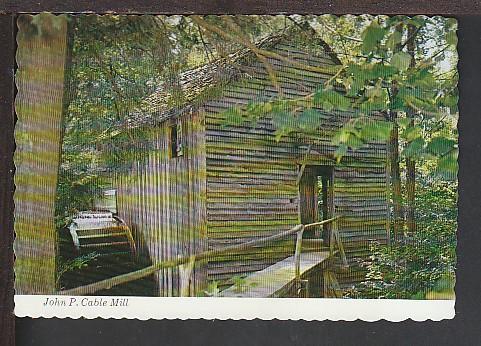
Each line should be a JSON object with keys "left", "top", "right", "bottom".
{"left": 220, "top": 250, "right": 332, "bottom": 298}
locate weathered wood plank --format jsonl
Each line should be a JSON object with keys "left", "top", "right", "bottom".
{"left": 116, "top": 110, "right": 207, "bottom": 296}
{"left": 220, "top": 251, "right": 332, "bottom": 297}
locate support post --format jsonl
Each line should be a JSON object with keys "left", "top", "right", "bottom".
{"left": 179, "top": 255, "right": 196, "bottom": 297}
{"left": 294, "top": 225, "right": 305, "bottom": 294}
{"left": 332, "top": 219, "right": 348, "bottom": 268}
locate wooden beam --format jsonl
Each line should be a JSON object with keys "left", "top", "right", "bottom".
{"left": 296, "top": 144, "right": 312, "bottom": 185}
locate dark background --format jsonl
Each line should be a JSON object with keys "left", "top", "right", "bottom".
{"left": 1, "top": 2, "right": 481, "bottom": 345}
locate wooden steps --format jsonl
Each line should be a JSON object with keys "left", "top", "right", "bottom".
{"left": 80, "top": 241, "right": 131, "bottom": 248}
{"left": 220, "top": 250, "right": 332, "bottom": 298}
{"left": 69, "top": 211, "right": 136, "bottom": 257}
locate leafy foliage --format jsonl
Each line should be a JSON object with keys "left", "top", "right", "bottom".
{"left": 346, "top": 175, "right": 457, "bottom": 299}
{"left": 204, "top": 280, "right": 220, "bottom": 297}
{"left": 218, "top": 16, "right": 458, "bottom": 172}
{"left": 56, "top": 252, "right": 100, "bottom": 286}
{"left": 213, "top": 15, "right": 458, "bottom": 299}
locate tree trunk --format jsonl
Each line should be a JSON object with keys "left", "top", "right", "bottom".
{"left": 15, "top": 14, "right": 71, "bottom": 294}
{"left": 388, "top": 119, "right": 404, "bottom": 241}
{"left": 405, "top": 24, "right": 417, "bottom": 234}
{"left": 388, "top": 24, "right": 405, "bottom": 242}
{"left": 405, "top": 158, "right": 415, "bottom": 233}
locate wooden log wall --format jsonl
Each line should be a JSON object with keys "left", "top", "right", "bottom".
{"left": 116, "top": 109, "right": 207, "bottom": 296}
{"left": 14, "top": 14, "right": 70, "bottom": 294}
{"left": 203, "top": 42, "right": 389, "bottom": 286}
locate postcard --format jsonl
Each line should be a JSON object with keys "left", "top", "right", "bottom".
{"left": 13, "top": 13, "right": 457, "bottom": 320}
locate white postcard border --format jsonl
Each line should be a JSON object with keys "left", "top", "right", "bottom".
{"left": 15, "top": 295, "right": 455, "bottom": 321}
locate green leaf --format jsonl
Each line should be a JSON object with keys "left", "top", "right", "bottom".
{"left": 271, "top": 111, "right": 292, "bottom": 130}
{"left": 446, "top": 31, "right": 457, "bottom": 46}
{"left": 358, "top": 96, "right": 389, "bottom": 113}
{"left": 332, "top": 128, "right": 350, "bottom": 145}
{"left": 346, "top": 78, "right": 364, "bottom": 97}
{"left": 222, "top": 107, "right": 245, "bottom": 126}
{"left": 398, "top": 87, "right": 438, "bottom": 115}
{"left": 359, "top": 120, "right": 393, "bottom": 141}
{"left": 271, "top": 111, "right": 296, "bottom": 141}
{"left": 297, "top": 108, "right": 322, "bottom": 130}
{"left": 438, "top": 94, "right": 459, "bottom": 114}
{"left": 386, "top": 30, "right": 402, "bottom": 51}
{"left": 327, "top": 91, "right": 351, "bottom": 111}
{"left": 346, "top": 134, "right": 364, "bottom": 149}
{"left": 426, "top": 137, "right": 457, "bottom": 156}
{"left": 334, "top": 144, "right": 348, "bottom": 163}
{"left": 371, "top": 64, "right": 399, "bottom": 79}
{"left": 401, "top": 125, "right": 422, "bottom": 142}
{"left": 346, "top": 64, "right": 365, "bottom": 81}
{"left": 391, "top": 51, "right": 412, "bottom": 71}
{"left": 407, "top": 67, "right": 437, "bottom": 89}
{"left": 348, "top": 63, "right": 398, "bottom": 82}
{"left": 446, "top": 18, "right": 457, "bottom": 30}
{"left": 402, "top": 137, "right": 425, "bottom": 158}
{"left": 408, "top": 96, "right": 438, "bottom": 113}
{"left": 361, "top": 21, "right": 387, "bottom": 55}
{"left": 407, "top": 16, "right": 426, "bottom": 28}
{"left": 439, "top": 94, "right": 458, "bottom": 109}
{"left": 434, "top": 150, "right": 458, "bottom": 180}
{"left": 322, "top": 101, "right": 334, "bottom": 112}
{"left": 396, "top": 117, "right": 412, "bottom": 129}
{"left": 313, "top": 87, "right": 351, "bottom": 111}
{"left": 313, "top": 86, "right": 325, "bottom": 105}
{"left": 390, "top": 95, "right": 406, "bottom": 111}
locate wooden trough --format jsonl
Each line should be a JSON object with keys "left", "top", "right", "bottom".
{"left": 69, "top": 211, "right": 136, "bottom": 258}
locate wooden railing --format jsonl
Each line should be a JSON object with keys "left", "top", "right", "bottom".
{"left": 59, "top": 216, "right": 345, "bottom": 296}
{"left": 293, "top": 217, "right": 347, "bottom": 293}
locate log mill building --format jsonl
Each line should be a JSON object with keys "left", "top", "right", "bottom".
{"left": 114, "top": 30, "right": 390, "bottom": 297}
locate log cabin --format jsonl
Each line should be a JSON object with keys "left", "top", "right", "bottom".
{"left": 114, "top": 29, "right": 390, "bottom": 297}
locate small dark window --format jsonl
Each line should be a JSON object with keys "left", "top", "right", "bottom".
{"left": 170, "top": 120, "right": 183, "bottom": 158}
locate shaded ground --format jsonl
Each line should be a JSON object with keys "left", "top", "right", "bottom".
{"left": 58, "top": 228, "right": 157, "bottom": 296}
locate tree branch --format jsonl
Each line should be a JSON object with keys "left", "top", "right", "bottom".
{"left": 312, "top": 17, "right": 363, "bottom": 43}
{"left": 197, "top": 24, "right": 214, "bottom": 62}
{"left": 399, "top": 23, "right": 423, "bottom": 50}
{"left": 191, "top": 16, "right": 340, "bottom": 76}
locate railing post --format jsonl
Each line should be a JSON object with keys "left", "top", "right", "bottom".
{"left": 294, "top": 225, "right": 305, "bottom": 294}
{"left": 332, "top": 218, "right": 348, "bottom": 268}
{"left": 329, "top": 219, "right": 336, "bottom": 256}
{"left": 179, "top": 255, "right": 196, "bottom": 297}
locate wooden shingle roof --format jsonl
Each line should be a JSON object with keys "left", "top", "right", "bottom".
{"left": 123, "top": 28, "right": 339, "bottom": 129}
